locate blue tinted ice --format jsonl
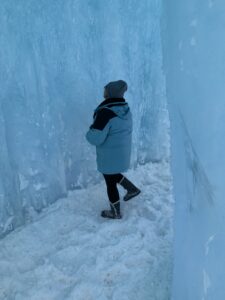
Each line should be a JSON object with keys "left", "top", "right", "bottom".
{"left": 163, "top": 1, "right": 225, "bottom": 299}
{"left": 0, "top": 0, "right": 168, "bottom": 236}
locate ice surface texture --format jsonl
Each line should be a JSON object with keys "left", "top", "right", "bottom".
{"left": 163, "top": 1, "right": 225, "bottom": 299}
{"left": 0, "top": 0, "right": 168, "bottom": 237}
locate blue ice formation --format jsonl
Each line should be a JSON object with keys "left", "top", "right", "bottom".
{"left": 163, "top": 1, "right": 225, "bottom": 299}
{"left": 1, "top": 0, "right": 224, "bottom": 298}
{"left": 0, "top": 1, "right": 168, "bottom": 237}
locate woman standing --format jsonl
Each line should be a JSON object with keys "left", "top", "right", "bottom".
{"left": 86, "top": 80, "right": 141, "bottom": 219}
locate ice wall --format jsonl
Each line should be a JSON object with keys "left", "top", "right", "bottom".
{"left": 0, "top": 1, "right": 168, "bottom": 237}
{"left": 163, "top": 1, "right": 225, "bottom": 299}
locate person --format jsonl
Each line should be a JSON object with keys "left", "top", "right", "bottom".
{"left": 85, "top": 80, "right": 141, "bottom": 219}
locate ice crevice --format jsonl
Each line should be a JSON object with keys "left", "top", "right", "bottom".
{"left": 1, "top": 0, "right": 225, "bottom": 298}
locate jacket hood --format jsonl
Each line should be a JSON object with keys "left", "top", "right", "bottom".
{"left": 108, "top": 103, "right": 130, "bottom": 119}
{"left": 94, "top": 98, "right": 130, "bottom": 120}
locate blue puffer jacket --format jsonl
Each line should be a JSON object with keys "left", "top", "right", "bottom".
{"left": 86, "top": 98, "right": 132, "bottom": 174}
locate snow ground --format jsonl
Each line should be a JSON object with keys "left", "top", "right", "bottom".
{"left": 0, "top": 161, "right": 174, "bottom": 300}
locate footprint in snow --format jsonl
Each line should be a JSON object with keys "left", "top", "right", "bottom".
{"left": 137, "top": 207, "right": 157, "bottom": 221}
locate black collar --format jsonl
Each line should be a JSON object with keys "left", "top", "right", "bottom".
{"left": 97, "top": 98, "right": 126, "bottom": 109}
{"left": 93, "top": 98, "right": 126, "bottom": 118}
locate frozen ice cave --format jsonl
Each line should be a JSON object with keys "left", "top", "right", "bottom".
{"left": 0, "top": 0, "right": 225, "bottom": 299}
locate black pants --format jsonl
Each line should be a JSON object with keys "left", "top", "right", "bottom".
{"left": 103, "top": 173, "right": 123, "bottom": 204}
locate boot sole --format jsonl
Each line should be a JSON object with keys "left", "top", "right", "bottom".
{"left": 101, "top": 213, "right": 122, "bottom": 219}
{"left": 123, "top": 190, "right": 141, "bottom": 201}
{"left": 101, "top": 211, "right": 122, "bottom": 219}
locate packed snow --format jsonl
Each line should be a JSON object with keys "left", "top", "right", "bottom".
{"left": 0, "top": 161, "right": 173, "bottom": 300}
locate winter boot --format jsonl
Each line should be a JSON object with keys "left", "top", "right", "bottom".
{"left": 101, "top": 200, "right": 122, "bottom": 219}
{"left": 118, "top": 176, "right": 141, "bottom": 201}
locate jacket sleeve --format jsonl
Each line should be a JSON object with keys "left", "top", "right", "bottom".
{"left": 85, "top": 108, "right": 116, "bottom": 146}
{"left": 86, "top": 123, "right": 110, "bottom": 146}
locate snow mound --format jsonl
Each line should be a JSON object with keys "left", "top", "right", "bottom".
{"left": 0, "top": 162, "right": 173, "bottom": 300}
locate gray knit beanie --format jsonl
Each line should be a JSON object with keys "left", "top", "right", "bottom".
{"left": 104, "top": 80, "right": 128, "bottom": 98}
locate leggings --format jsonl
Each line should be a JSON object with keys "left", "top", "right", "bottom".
{"left": 103, "top": 173, "right": 124, "bottom": 204}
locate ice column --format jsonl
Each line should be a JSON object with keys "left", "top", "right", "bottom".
{"left": 163, "top": 1, "right": 225, "bottom": 299}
